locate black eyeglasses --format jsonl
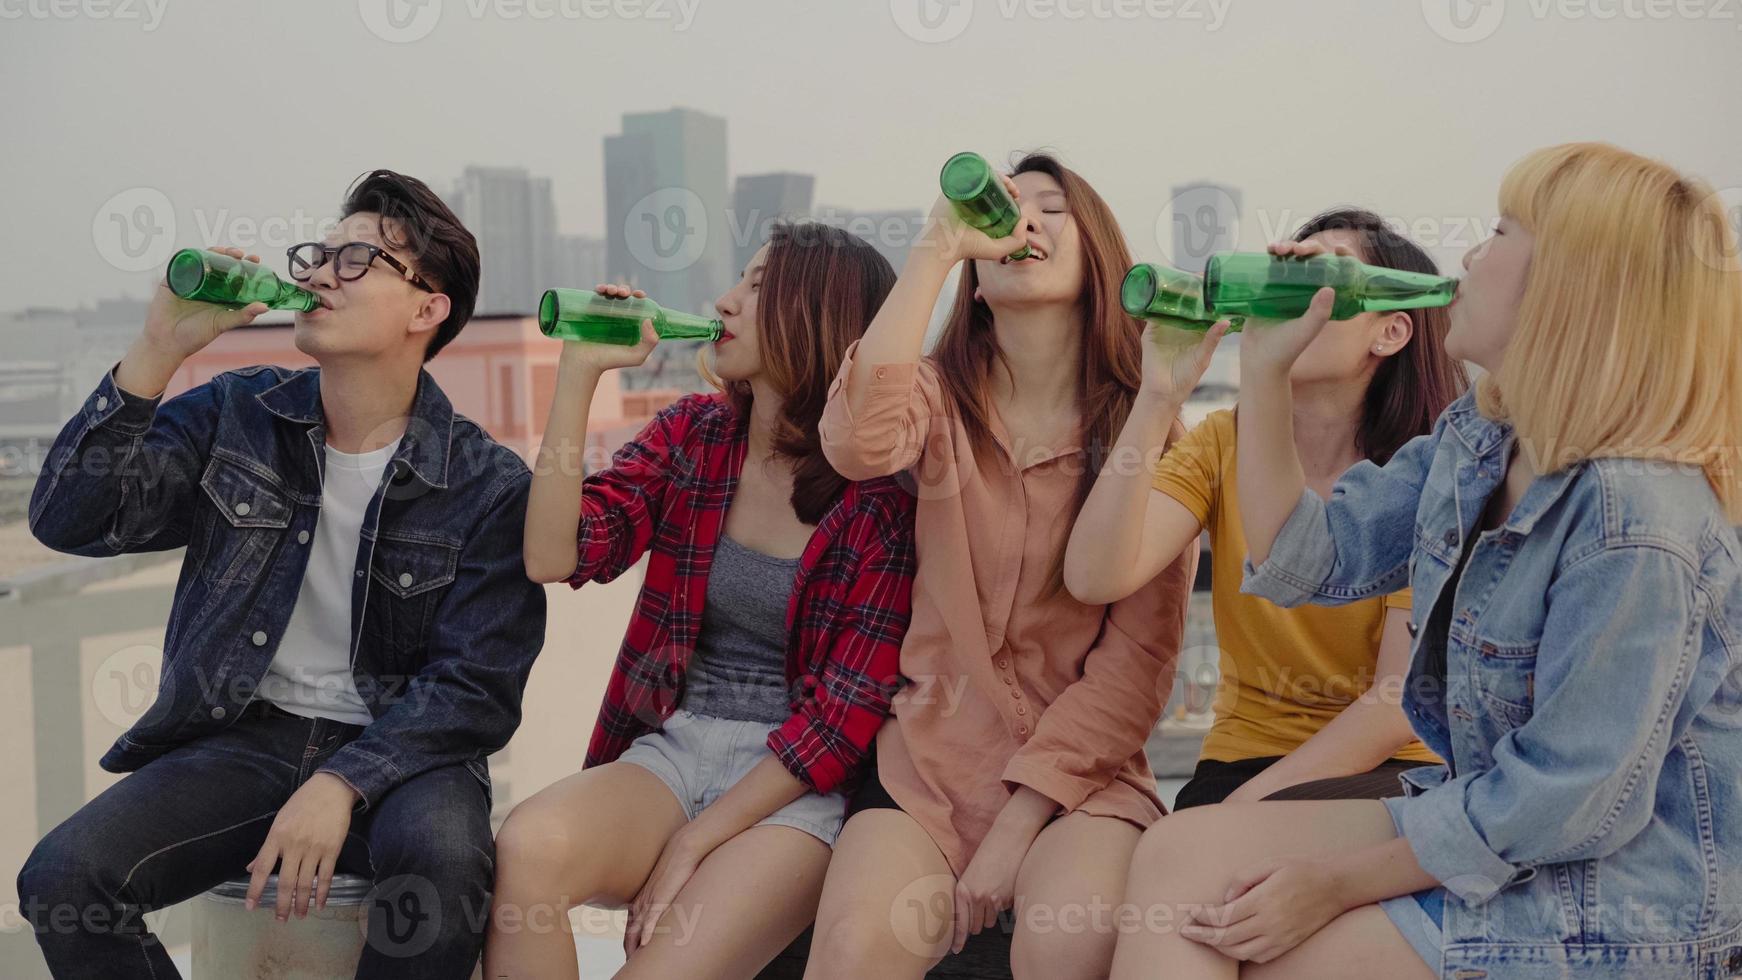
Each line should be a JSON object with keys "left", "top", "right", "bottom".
{"left": 286, "top": 241, "right": 435, "bottom": 292}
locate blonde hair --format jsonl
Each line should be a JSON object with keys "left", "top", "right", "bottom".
{"left": 1479, "top": 142, "right": 1742, "bottom": 521}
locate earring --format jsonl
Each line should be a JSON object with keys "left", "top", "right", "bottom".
{"left": 1373, "top": 345, "right": 1385, "bottom": 354}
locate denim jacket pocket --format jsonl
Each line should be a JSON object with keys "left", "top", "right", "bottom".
{"left": 365, "top": 531, "right": 460, "bottom": 651}
{"left": 198, "top": 454, "right": 294, "bottom": 584}
{"left": 1471, "top": 637, "right": 1539, "bottom": 728}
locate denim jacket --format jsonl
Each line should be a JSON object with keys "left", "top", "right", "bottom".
{"left": 1243, "top": 391, "right": 1742, "bottom": 979}
{"left": 29, "top": 364, "right": 547, "bottom": 810}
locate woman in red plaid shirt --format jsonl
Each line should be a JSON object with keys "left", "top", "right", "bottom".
{"left": 485, "top": 223, "right": 918, "bottom": 979}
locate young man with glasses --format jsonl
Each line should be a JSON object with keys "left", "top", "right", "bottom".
{"left": 19, "top": 170, "right": 546, "bottom": 980}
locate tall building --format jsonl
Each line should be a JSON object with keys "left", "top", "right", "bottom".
{"left": 815, "top": 206, "right": 925, "bottom": 271}
{"left": 446, "top": 166, "right": 559, "bottom": 316}
{"left": 1169, "top": 181, "right": 1242, "bottom": 275}
{"left": 603, "top": 108, "right": 730, "bottom": 317}
{"left": 555, "top": 234, "right": 608, "bottom": 289}
{"left": 730, "top": 172, "right": 815, "bottom": 271}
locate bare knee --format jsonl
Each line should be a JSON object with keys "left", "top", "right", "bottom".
{"left": 493, "top": 798, "right": 589, "bottom": 898}
{"left": 808, "top": 903, "right": 944, "bottom": 977}
{"left": 1128, "top": 807, "right": 1237, "bottom": 890}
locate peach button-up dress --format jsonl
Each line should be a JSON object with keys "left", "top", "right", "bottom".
{"left": 820, "top": 341, "right": 1196, "bottom": 874}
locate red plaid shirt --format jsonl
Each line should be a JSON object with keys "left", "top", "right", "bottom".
{"left": 570, "top": 393, "right": 917, "bottom": 794}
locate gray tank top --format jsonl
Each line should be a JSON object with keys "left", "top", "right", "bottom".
{"left": 678, "top": 534, "right": 801, "bottom": 724}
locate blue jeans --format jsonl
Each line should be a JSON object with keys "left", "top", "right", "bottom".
{"left": 16, "top": 700, "right": 494, "bottom": 980}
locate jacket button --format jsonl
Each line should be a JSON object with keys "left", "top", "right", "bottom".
{"left": 1442, "top": 529, "right": 1457, "bottom": 546}
{"left": 297, "top": 530, "right": 310, "bottom": 545}
{"left": 234, "top": 502, "right": 251, "bottom": 516}
{"left": 1017, "top": 726, "right": 1027, "bottom": 736}
{"left": 210, "top": 706, "right": 227, "bottom": 720}
{"left": 398, "top": 572, "right": 413, "bottom": 588}
{"left": 251, "top": 630, "right": 267, "bottom": 646}
{"left": 96, "top": 395, "right": 109, "bottom": 411}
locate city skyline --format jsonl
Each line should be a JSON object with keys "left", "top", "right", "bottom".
{"left": 10, "top": 2, "right": 1735, "bottom": 317}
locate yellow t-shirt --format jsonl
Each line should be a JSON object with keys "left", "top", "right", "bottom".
{"left": 1152, "top": 409, "right": 1440, "bottom": 765}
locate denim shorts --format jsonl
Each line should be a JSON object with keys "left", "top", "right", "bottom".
{"left": 618, "top": 708, "right": 849, "bottom": 847}
{"left": 1379, "top": 795, "right": 1444, "bottom": 973}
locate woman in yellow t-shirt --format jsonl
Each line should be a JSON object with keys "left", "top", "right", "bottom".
{"left": 1064, "top": 208, "right": 1467, "bottom": 809}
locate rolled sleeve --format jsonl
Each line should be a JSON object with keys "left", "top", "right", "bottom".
{"left": 1390, "top": 773, "right": 1531, "bottom": 904}
{"left": 1003, "top": 543, "right": 1194, "bottom": 811}
{"left": 818, "top": 341, "right": 932, "bottom": 480}
{"left": 1240, "top": 486, "right": 1338, "bottom": 607}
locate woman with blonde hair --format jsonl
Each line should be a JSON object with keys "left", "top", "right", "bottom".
{"left": 1110, "top": 142, "right": 1742, "bottom": 979}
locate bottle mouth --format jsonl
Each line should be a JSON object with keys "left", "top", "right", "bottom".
{"left": 1120, "top": 265, "right": 1157, "bottom": 317}
{"left": 165, "top": 249, "right": 208, "bottom": 299}
{"left": 940, "top": 152, "right": 991, "bottom": 202}
{"left": 537, "top": 289, "right": 559, "bottom": 334}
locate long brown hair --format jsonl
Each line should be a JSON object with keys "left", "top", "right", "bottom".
{"left": 708, "top": 221, "right": 898, "bottom": 524}
{"left": 932, "top": 152, "right": 1146, "bottom": 594}
{"left": 1292, "top": 208, "right": 1469, "bottom": 464}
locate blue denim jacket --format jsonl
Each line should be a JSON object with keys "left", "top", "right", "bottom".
{"left": 1243, "top": 391, "right": 1742, "bottom": 979}
{"left": 29, "top": 364, "right": 547, "bottom": 810}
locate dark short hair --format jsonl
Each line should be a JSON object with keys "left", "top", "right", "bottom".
{"left": 341, "top": 170, "right": 480, "bottom": 362}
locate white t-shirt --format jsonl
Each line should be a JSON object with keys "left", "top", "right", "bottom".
{"left": 257, "top": 437, "right": 401, "bottom": 726}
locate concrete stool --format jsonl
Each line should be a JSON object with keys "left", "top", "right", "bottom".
{"left": 192, "top": 874, "right": 371, "bottom": 979}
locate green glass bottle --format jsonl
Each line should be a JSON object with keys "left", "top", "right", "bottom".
{"left": 1202, "top": 252, "right": 1458, "bottom": 321}
{"left": 1121, "top": 263, "right": 1246, "bottom": 333}
{"left": 939, "top": 151, "right": 1032, "bottom": 261}
{"left": 164, "top": 248, "right": 320, "bottom": 312}
{"left": 538, "top": 288, "right": 724, "bottom": 345}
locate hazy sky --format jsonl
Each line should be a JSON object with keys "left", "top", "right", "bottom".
{"left": 3, "top": 0, "right": 1739, "bottom": 311}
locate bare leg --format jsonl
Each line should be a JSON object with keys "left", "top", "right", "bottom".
{"left": 1109, "top": 800, "right": 1432, "bottom": 980}
{"left": 1009, "top": 812, "right": 1143, "bottom": 980}
{"left": 802, "top": 809, "right": 956, "bottom": 980}
{"left": 485, "top": 762, "right": 688, "bottom": 980}
{"left": 614, "top": 825, "right": 832, "bottom": 980}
